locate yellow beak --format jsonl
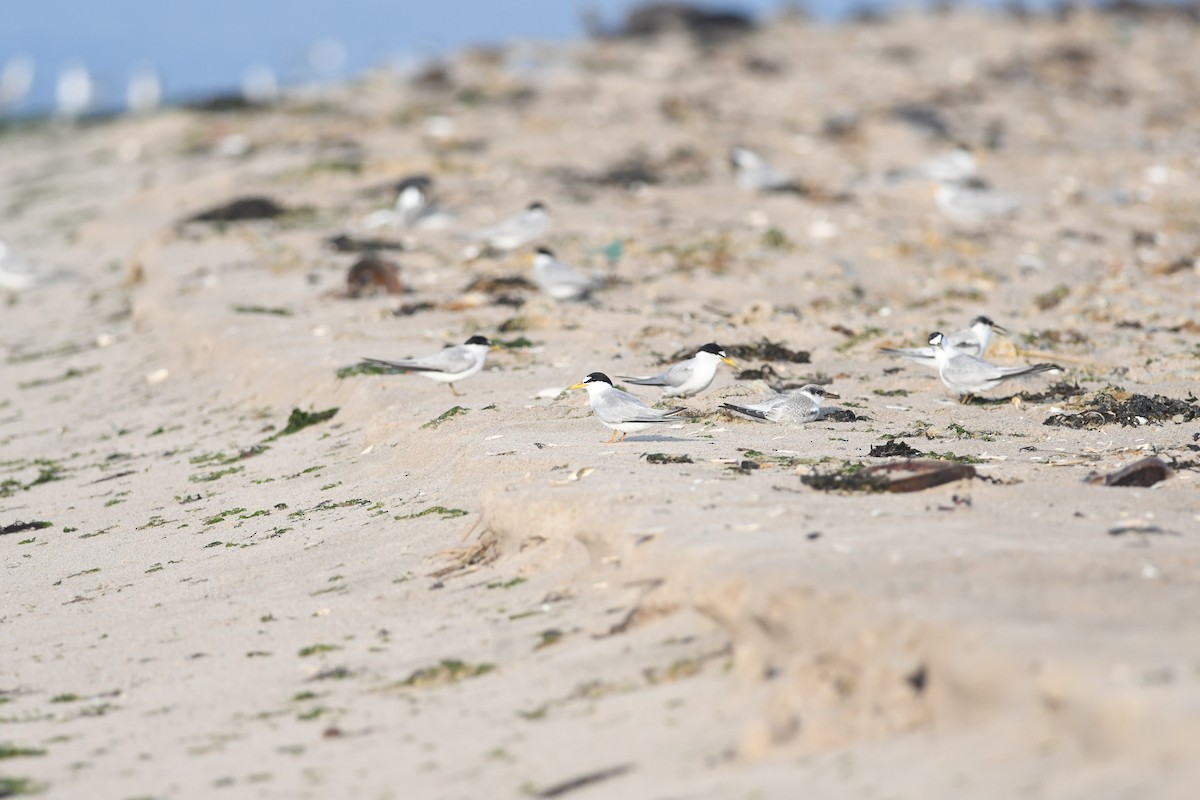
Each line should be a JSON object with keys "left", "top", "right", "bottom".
{"left": 568, "top": 382, "right": 587, "bottom": 390}
{"left": 721, "top": 357, "right": 739, "bottom": 369}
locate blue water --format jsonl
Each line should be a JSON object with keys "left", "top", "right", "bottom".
{"left": 0, "top": 0, "right": 1081, "bottom": 116}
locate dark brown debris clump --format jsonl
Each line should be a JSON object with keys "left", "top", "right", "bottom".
{"left": 868, "top": 440, "right": 923, "bottom": 458}
{"left": 1087, "top": 456, "right": 1172, "bottom": 488}
{"left": 346, "top": 254, "right": 406, "bottom": 297}
{"left": 187, "top": 196, "right": 288, "bottom": 223}
{"left": 687, "top": 339, "right": 810, "bottom": 365}
{"left": 1044, "top": 388, "right": 1200, "bottom": 429}
{"left": 802, "top": 459, "right": 976, "bottom": 493}
{"left": 328, "top": 233, "right": 405, "bottom": 253}
{"left": 644, "top": 453, "right": 693, "bottom": 464}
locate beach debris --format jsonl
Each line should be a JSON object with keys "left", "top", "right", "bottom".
{"left": 396, "top": 506, "right": 468, "bottom": 520}
{"left": 232, "top": 304, "right": 291, "bottom": 316}
{"left": 421, "top": 406, "right": 467, "bottom": 430}
{"left": 593, "top": 2, "right": 755, "bottom": 44}
{"left": 533, "top": 763, "right": 635, "bottom": 798}
{"left": 1044, "top": 388, "right": 1200, "bottom": 429}
{"left": 1108, "top": 524, "right": 1181, "bottom": 537}
{"left": 396, "top": 659, "right": 494, "bottom": 689}
{"left": 187, "top": 196, "right": 288, "bottom": 223}
{"left": 550, "top": 467, "right": 594, "bottom": 486}
{"left": 345, "top": 254, "right": 406, "bottom": 297}
{"left": 1, "top": 520, "right": 52, "bottom": 536}
{"left": 1087, "top": 456, "right": 1172, "bottom": 488}
{"left": 644, "top": 453, "right": 692, "bottom": 464}
{"left": 869, "top": 440, "right": 923, "bottom": 458}
{"left": 679, "top": 339, "right": 809, "bottom": 365}
{"left": 269, "top": 407, "right": 339, "bottom": 440}
{"left": 463, "top": 275, "right": 537, "bottom": 295}
{"left": 327, "top": 233, "right": 405, "bottom": 252}
{"left": 802, "top": 459, "right": 977, "bottom": 493}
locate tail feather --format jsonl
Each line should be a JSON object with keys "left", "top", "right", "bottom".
{"left": 362, "top": 357, "right": 428, "bottom": 373}
{"left": 618, "top": 375, "right": 667, "bottom": 386}
{"left": 720, "top": 403, "right": 768, "bottom": 421}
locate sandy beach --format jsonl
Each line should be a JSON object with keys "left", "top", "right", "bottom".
{"left": 3, "top": 6, "right": 1200, "bottom": 798}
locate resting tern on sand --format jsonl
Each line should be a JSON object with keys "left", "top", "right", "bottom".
{"left": 935, "top": 178, "right": 1020, "bottom": 227}
{"left": 927, "top": 331, "right": 1060, "bottom": 400}
{"left": 471, "top": 201, "right": 548, "bottom": 252}
{"left": 881, "top": 316, "right": 1007, "bottom": 368}
{"left": 618, "top": 343, "right": 738, "bottom": 398}
{"left": 361, "top": 335, "right": 491, "bottom": 396}
{"left": 720, "top": 385, "right": 839, "bottom": 425}
{"left": 569, "top": 372, "right": 685, "bottom": 443}
{"left": 729, "top": 147, "right": 801, "bottom": 193}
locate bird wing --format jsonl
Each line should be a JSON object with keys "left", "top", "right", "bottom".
{"left": 946, "top": 329, "right": 984, "bottom": 355}
{"left": 598, "top": 390, "right": 677, "bottom": 424}
{"left": 616, "top": 369, "right": 671, "bottom": 386}
{"left": 720, "top": 402, "right": 769, "bottom": 421}
{"left": 880, "top": 346, "right": 936, "bottom": 362}
{"left": 661, "top": 359, "right": 699, "bottom": 387}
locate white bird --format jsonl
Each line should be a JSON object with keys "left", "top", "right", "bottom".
{"left": 935, "top": 178, "right": 1020, "bottom": 227}
{"left": 1, "top": 55, "right": 35, "bottom": 113}
{"left": 618, "top": 343, "right": 738, "bottom": 398}
{"left": 927, "top": 331, "right": 1059, "bottom": 400}
{"left": 55, "top": 60, "right": 94, "bottom": 119}
{"left": 532, "top": 247, "right": 602, "bottom": 302}
{"left": 364, "top": 176, "right": 453, "bottom": 230}
{"left": 730, "top": 147, "right": 801, "bottom": 193}
{"left": 0, "top": 239, "right": 47, "bottom": 291}
{"left": 471, "top": 201, "right": 548, "bottom": 252}
{"left": 242, "top": 65, "right": 279, "bottom": 105}
{"left": 569, "top": 372, "right": 685, "bottom": 443}
{"left": 720, "top": 384, "right": 839, "bottom": 425}
{"left": 361, "top": 335, "right": 491, "bottom": 396}
{"left": 126, "top": 64, "right": 162, "bottom": 115}
{"left": 919, "top": 144, "right": 979, "bottom": 183}
{"left": 881, "top": 316, "right": 1006, "bottom": 368}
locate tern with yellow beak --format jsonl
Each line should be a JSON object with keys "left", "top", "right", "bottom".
{"left": 569, "top": 372, "right": 685, "bottom": 443}
{"left": 618, "top": 343, "right": 738, "bottom": 398}
{"left": 361, "top": 335, "right": 492, "bottom": 396}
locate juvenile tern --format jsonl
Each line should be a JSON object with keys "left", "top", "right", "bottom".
{"left": 568, "top": 372, "right": 685, "bottom": 443}
{"left": 532, "top": 247, "right": 602, "bottom": 301}
{"left": 362, "top": 335, "right": 491, "bottom": 396}
{"left": 927, "top": 331, "right": 1060, "bottom": 400}
{"left": 730, "top": 147, "right": 800, "bottom": 193}
{"left": 472, "top": 201, "right": 548, "bottom": 252}
{"left": 618, "top": 343, "right": 738, "bottom": 398}
{"left": 720, "top": 385, "right": 838, "bottom": 425}
{"left": 881, "top": 316, "right": 1006, "bottom": 368}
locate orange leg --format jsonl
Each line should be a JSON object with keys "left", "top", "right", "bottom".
{"left": 620, "top": 432, "right": 628, "bottom": 442}
{"left": 607, "top": 429, "right": 619, "bottom": 444}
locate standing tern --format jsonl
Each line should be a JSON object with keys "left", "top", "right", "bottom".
{"left": 361, "top": 335, "right": 491, "bottom": 396}
{"left": 618, "top": 343, "right": 738, "bottom": 398}
{"left": 569, "top": 372, "right": 685, "bottom": 443}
